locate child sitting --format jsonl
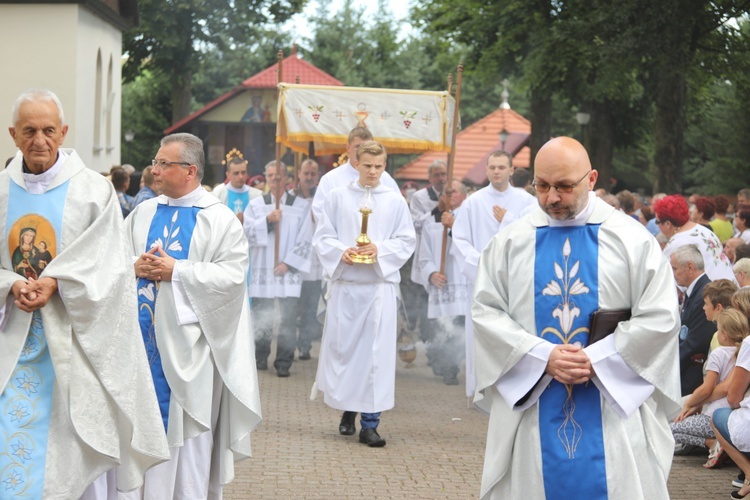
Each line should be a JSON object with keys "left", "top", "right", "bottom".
{"left": 671, "top": 308, "right": 749, "bottom": 468}
{"left": 704, "top": 279, "right": 739, "bottom": 352}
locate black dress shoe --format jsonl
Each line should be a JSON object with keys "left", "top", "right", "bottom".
{"left": 339, "top": 411, "right": 357, "bottom": 435}
{"left": 359, "top": 428, "right": 386, "bottom": 447}
{"left": 256, "top": 359, "right": 268, "bottom": 371}
{"left": 299, "top": 350, "right": 311, "bottom": 360}
{"left": 277, "top": 366, "right": 290, "bottom": 377}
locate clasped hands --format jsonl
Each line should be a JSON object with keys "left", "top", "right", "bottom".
{"left": 12, "top": 277, "right": 58, "bottom": 313}
{"left": 545, "top": 343, "right": 592, "bottom": 385}
{"left": 135, "top": 245, "right": 175, "bottom": 282}
{"left": 342, "top": 243, "right": 377, "bottom": 265}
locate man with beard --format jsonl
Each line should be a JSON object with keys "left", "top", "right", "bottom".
{"left": 472, "top": 137, "right": 680, "bottom": 498}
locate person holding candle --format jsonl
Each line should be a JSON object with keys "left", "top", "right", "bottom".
{"left": 311, "top": 140, "right": 415, "bottom": 447}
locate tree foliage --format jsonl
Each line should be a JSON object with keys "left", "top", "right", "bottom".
{"left": 123, "top": 0, "right": 305, "bottom": 122}
{"left": 412, "top": 0, "right": 750, "bottom": 194}
{"left": 119, "top": 1, "right": 750, "bottom": 195}
{"left": 121, "top": 70, "right": 171, "bottom": 168}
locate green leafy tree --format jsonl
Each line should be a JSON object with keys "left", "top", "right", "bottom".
{"left": 413, "top": 0, "right": 750, "bottom": 194}
{"left": 123, "top": 0, "right": 305, "bottom": 123}
{"left": 121, "top": 70, "right": 171, "bottom": 168}
{"left": 190, "top": 30, "right": 292, "bottom": 112}
{"left": 683, "top": 20, "right": 750, "bottom": 195}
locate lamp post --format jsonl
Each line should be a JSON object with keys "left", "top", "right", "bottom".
{"left": 499, "top": 128, "right": 509, "bottom": 151}
{"left": 575, "top": 112, "right": 590, "bottom": 145}
{"left": 124, "top": 130, "right": 135, "bottom": 165}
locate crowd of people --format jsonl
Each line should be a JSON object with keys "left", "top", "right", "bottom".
{"left": 4, "top": 86, "right": 750, "bottom": 499}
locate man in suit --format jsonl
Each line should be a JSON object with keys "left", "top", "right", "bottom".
{"left": 670, "top": 244, "right": 715, "bottom": 396}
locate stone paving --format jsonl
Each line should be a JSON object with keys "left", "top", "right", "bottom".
{"left": 224, "top": 342, "right": 742, "bottom": 499}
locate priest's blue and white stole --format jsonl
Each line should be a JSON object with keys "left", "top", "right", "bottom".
{"left": 227, "top": 189, "right": 249, "bottom": 215}
{"left": 1, "top": 180, "right": 68, "bottom": 497}
{"left": 137, "top": 204, "right": 201, "bottom": 430}
{"left": 535, "top": 224, "right": 607, "bottom": 499}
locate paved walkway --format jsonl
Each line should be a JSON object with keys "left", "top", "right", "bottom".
{"left": 225, "top": 343, "right": 741, "bottom": 499}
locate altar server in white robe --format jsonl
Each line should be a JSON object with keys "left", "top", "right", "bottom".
{"left": 311, "top": 127, "right": 399, "bottom": 226}
{"left": 212, "top": 154, "right": 262, "bottom": 221}
{"left": 472, "top": 137, "right": 681, "bottom": 499}
{"left": 290, "top": 159, "right": 324, "bottom": 360}
{"left": 0, "top": 88, "right": 169, "bottom": 499}
{"left": 124, "top": 133, "right": 262, "bottom": 499}
{"left": 405, "top": 160, "right": 448, "bottom": 366}
{"left": 243, "top": 160, "right": 313, "bottom": 377}
{"left": 416, "top": 179, "right": 469, "bottom": 385}
{"left": 312, "top": 140, "right": 415, "bottom": 447}
{"left": 451, "top": 150, "right": 537, "bottom": 400}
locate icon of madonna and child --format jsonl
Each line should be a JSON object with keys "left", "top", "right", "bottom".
{"left": 10, "top": 221, "right": 55, "bottom": 279}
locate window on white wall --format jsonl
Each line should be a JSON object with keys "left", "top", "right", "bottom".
{"left": 106, "top": 55, "right": 114, "bottom": 152}
{"left": 94, "top": 49, "right": 103, "bottom": 154}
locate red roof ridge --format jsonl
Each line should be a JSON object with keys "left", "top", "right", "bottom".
{"left": 242, "top": 53, "right": 344, "bottom": 88}
{"left": 166, "top": 52, "right": 343, "bottom": 134}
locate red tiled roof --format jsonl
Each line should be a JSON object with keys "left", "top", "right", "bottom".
{"left": 242, "top": 54, "right": 344, "bottom": 88}
{"left": 165, "top": 53, "right": 344, "bottom": 134}
{"left": 395, "top": 108, "right": 531, "bottom": 185}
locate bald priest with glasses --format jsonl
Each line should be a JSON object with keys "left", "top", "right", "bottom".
{"left": 470, "top": 137, "right": 681, "bottom": 499}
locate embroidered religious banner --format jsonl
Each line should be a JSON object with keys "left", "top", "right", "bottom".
{"left": 277, "top": 83, "right": 456, "bottom": 155}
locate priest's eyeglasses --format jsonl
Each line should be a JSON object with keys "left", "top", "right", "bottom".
{"left": 532, "top": 170, "right": 592, "bottom": 194}
{"left": 152, "top": 159, "right": 191, "bottom": 169}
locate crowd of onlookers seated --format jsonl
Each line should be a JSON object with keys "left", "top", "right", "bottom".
{"left": 599, "top": 186, "right": 750, "bottom": 498}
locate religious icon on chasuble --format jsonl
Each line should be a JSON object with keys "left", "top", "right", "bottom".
{"left": 8, "top": 215, "right": 57, "bottom": 279}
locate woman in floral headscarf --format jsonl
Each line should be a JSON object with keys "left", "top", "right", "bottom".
{"left": 654, "top": 195, "right": 735, "bottom": 283}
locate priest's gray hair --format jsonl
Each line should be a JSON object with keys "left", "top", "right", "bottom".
{"left": 264, "top": 160, "right": 288, "bottom": 176}
{"left": 161, "top": 133, "right": 205, "bottom": 181}
{"left": 428, "top": 160, "right": 447, "bottom": 176}
{"left": 735, "top": 258, "right": 750, "bottom": 275}
{"left": 12, "top": 88, "right": 65, "bottom": 126}
{"left": 451, "top": 179, "right": 468, "bottom": 195}
{"left": 672, "top": 244, "right": 704, "bottom": 270}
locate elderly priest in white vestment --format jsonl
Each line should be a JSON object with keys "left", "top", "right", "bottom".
{"left": 312, "top": 140, "right": 415, "bottom": 448}
{"left": 124, "top": 133, "right": 262, "bottom": 499}
{"left": 472, "top": 137, "right": 681, "bottom": 499}
{"left": 0, "top": 88, "right": 170, "bottom": 498}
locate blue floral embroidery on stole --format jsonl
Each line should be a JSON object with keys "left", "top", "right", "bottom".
{"left": 1, "top": 180, "right": 68, "bottom": 497}
{"left": 535, "top": 225, "right": 608, "bottom": 499}
{"left": 137, "top": 205, "right": 201, "bottom": 430}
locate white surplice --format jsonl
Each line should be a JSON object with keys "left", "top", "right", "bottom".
{"left": 311, "top": 181, "right": 415, "bottom": 413}
{"left": 472, "top": 194, "right": 681, "bottom": 499}
{"left": 451, "top": 184, "right": 537, "bottom": 397}
{"left": 409, "top": 186, "right": 441, "bottom": 286}
{"left": 310, "top": 161, "right": 399, "bottom": 226}
{"left": 416, "top": 209, "right": 468, "bottom": 318}
{"left": 0, "top": 150, "right": 170, "bottom": 498}
{"left": 243, "top": 192, "right": 313, "bottom": 298}
{"left": 290, "top": 188, "right": 324, "bottom": 282}
{"left": 125, "top": 189, "right": 262, "bottom": 491}
{"left": 409, "top": 186, "right": 440, "bottom": 221}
